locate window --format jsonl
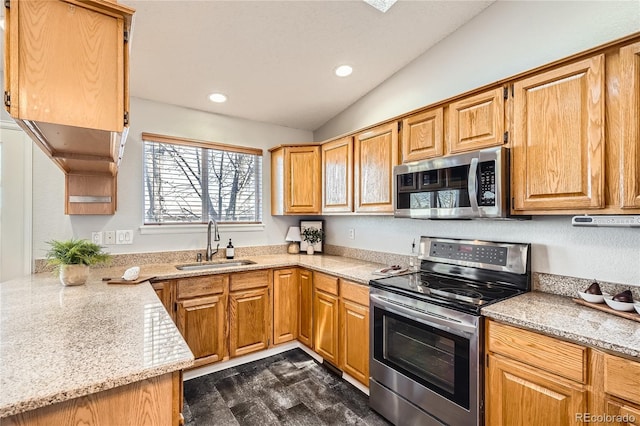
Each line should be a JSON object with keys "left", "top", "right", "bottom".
{"left": 142, "top": 133, "right": 262, "bottom": 224}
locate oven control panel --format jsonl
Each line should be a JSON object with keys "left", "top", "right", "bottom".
{"left": 421, "top": 236, "right": 529, "bottom": 274}
{"left": 430, "top": 242, "right": 507, "bottom": 266}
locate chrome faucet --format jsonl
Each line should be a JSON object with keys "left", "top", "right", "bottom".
{"left": 205, "top": 219, "right": 220, "bottom": 261}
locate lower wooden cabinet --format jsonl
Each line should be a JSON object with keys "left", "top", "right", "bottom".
{"left": 273, "top": 268, "right": 299, "bottom": 345}
{"left": 340, "top": 299, "right": 369, "bottom": 386}
{"left": 486, "top": 353, "right": 587, "bottom": 426}
{"left": 152, "top": 279, "right": 175, "bottom": 321}
{"left": 229, "top": 270, "right": 271, "bottom": 357}
{"left": 176, "top": 293, "right": 227, "bottom": 368}
{"left": 298, "top": 269, "right": 313, "bottom": 347}
{"left": 313, "top": 274, "right": 340, "bottom": 366}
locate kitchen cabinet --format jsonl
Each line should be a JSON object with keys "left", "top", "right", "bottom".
{"left": 273, "top": 268, "right": 299, "bottom": 345}
{"left": 298, "top": 268, "right": 314, "bottom": 348}
{"left": 322, "top": 136, "right": 353, "bottom": 213}
{"left": 401, "top": 107, "right": 444, "bottom": 162}
{"left": 597, "top": 351, "right": 640, "bottom": 425}
{"left": 152, "top": 279, "right": 176, "bottom": 322}
{"left": 339, "top": 279, "right": 369, "bottom": 386}
{"left": 270, "top": 144, "right": 322, "bottom": 215}
{"left": 313, "top": 272, "right": 340, "bottom": 366}
{"left": 3, "top": 372, "right": 182, "bottom": 426}
{"left": 621, "top": 41, "right": 640, "bottom": 209}
{"left": 448, "top": 88, "right": 505, "bottom": 154}
{"left": 229, "top": 270, "right": 271, "bottom": 357}
{"left": 354, "top": 122, "right": 399, "bottom": 213}
{"left": 486, "top": 320, "right": 588, "bottom": 426}
{"left": 176, "top": 275, "right": 228, "bottom": 368}
{"left": 4, "top": 0, "right": 135, "bottom": 215}
{"left": 511, "top": 55, "right": 605, "bottom": 212}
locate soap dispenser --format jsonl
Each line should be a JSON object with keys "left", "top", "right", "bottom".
{"left": 226, "top": 239, "right": 235, "bottom": 259}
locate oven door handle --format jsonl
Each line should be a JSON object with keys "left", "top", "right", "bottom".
{"left": 370, "top": 294, "right": 478, "bottom": 336}
{"left": 467, "top": 157, "right": 479, "bottom": 214}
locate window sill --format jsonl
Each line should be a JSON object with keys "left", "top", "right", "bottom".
{"left": 139, "top": 223, "right": 265, "bottom": 235}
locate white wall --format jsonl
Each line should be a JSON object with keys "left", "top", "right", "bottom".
{"left": 314, "top": 0, "right": 640, "bottom": 286}
{"left": 31, "top": 98, "right": 312, "bottom": 258}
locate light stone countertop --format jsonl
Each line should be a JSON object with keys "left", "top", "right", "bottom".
{"left": 482, "top": 292, "right": 640, "bottom": 358}
{"left": 0, "top": 253, "right": 392, "bottom": 419}
{"left": 0, "top": 272, "right": 194, "bottom": 419}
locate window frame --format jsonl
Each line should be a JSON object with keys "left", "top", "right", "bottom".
{"left": 141, "top": 132, "right": 263, "bottom": 226}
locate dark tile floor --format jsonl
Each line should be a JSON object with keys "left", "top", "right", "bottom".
{"left": 183, "top": 349, "right": 391, "bottom": 426}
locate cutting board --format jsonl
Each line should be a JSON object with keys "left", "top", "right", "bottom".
{"left": 106, "top": 276, "right": 154, "bottom": 285}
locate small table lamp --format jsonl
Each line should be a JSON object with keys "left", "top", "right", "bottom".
{"left": 285, "top": 226, "right": 301, "bottom": 254}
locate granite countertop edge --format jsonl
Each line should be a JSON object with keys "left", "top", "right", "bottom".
{"left": 482, "top": 292, "right": 640, "bottom": 359}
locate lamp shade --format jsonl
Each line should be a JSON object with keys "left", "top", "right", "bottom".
{"left": 285, "top": 226, "right": 301, "bottom": 242}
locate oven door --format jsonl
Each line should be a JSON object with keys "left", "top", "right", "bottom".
{"left": 369, "top": 288, "right": 481, "bottom": 426}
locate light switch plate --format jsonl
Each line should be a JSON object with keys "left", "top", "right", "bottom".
{"left": 104, "top": 231, "right": 115, "bottom": 245}
{"left": 116, "top": 230, "right": 133, "bottom": 244}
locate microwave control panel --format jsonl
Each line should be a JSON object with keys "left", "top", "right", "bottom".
{"left": 478, "top": 161, "right": 496, "bottom": 206}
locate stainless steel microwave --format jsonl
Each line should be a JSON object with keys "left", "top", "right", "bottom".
{"left": 394, "top": 146, "right": 509, "bottom": 219}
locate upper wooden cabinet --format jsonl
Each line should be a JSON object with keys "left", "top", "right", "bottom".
{"left": 4, "top": 0, "right": 135, "bottom": 214}
{"left": 270, "top": 145, "right": 322, "bottom": 215}
{"left": 401, "top": 107, "right": 444, "bottom": 163}
{"left": 511, "top": 55, "right": 605, "bottom": 212}
{"left": 621, "top": 41, "right": 640, "bottom": 209}
{"left": 448, "top": 88, "right": 505, "bottom": 154}
{"left": 322, "top": 137, "right": 353, "bottom": 213}
{"left": 354, "top": 122, "right": 399, "bottom": 213}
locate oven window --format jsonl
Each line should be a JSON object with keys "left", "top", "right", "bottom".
{"left": 373, "top": 307, "right": 470, "bottom": 409}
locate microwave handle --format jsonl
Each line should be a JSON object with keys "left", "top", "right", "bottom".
{"left": 468, "top": 157, "right": 479, "bottom": 213}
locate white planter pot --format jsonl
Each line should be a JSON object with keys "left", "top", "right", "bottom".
{"left": 59, "top": 264, "right": 90, "bottom": 286}
{"left": 306, "top": 245, "right": 315, "bottom": 255}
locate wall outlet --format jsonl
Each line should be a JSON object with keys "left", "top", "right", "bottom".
{"left": 116, "top": 230, "right": 133, "bottom": 245}
{"left": 104, "top": 231, "right": 116, "bottom": 245}
{"left": 348, "top": 228, "right": 355, "bottom": 240}
{"left": 91, "top": 232, "right": 103, "bottom": 245}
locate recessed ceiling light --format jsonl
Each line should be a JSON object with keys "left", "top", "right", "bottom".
{"left": 208, "top": 93, "right": 227, "bottom": 103}
{"left": 363, "top": 0, "right": 397, "bottom": 13}
{"left": 335, "top": 65, "right": 353, "bottom": 77}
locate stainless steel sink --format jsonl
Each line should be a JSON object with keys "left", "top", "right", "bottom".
{"left": 175, "top": 260, "right": 256, "bottom": 271}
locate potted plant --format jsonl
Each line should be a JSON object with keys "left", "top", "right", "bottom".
{"left": 301, "top": 226, "right": 324, "bottom": 255}
{"left": 46, "top": 239, "right": 111, "bottom": 286}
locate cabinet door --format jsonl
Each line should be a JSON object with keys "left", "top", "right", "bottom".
{"left": 313, "top": 289, "right": 339, "bottom": 366}
{"left": 486, "top": 354, "right": 587, "bottom": 426}
{"left": 176, "top": 294, "right": 227, "bottom": 367}
{"left": 273, "top": 269, "right": 298, "bottom": 345}
{"left": 401, "top": 108, "right": 444, "bottom": 162}
{"left": 229, "top": 288, "right": 270, "bottom": 357}
{"left": 621, "top": 41, "right": 640, "bottom": 208}
{"left": 340, "top": 300, "right": 369, "bottom": 386}
{"left": 6, "top": 0, "right": 127, "bottom": 131}
{"left": 298, "top": 269, "right": 313, "bottom": 348}
{"left": 285, "top": 146, "right": 321, "bottom": 214}
{"left": 448, "top": 88, "right": 505, "bottom": 154}
{"left": 322, "top": 137, "right": 353, "bottom": 213}
{"left": 152, "top": 280, "right": 175, "bottom": 322}
{"left": 604, "top": 397, "right": 640, "bottom": 426}
{"left": 512, "top": 55, "right": 605, "bottom": 211}
{"left": 354, "top": 122, "right": 399, "bottom": 213}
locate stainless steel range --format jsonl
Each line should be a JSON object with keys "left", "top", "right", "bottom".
{"left": 369, "top": 236, "right": 530, "bottom": 426}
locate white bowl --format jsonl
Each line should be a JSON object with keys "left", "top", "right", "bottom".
{"left": 578, "top": 291, "right": 608, "bottom": 304}
{"left": 604, "top": 295, "right": 636, "bottom": 312}
{"left": 634, "top": 303, "right": 640, "bottom": 315}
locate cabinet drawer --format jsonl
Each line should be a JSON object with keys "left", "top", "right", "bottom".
{"left": 487, "top": 320, "right": 587, "bottom": 383}
{"left": 177, "top": 275, "right": 227, "bottom": 299}
{"left": 340, "top": 280, "right": 369, "bottom": 305}
{"left": 230, "top": 270, "right": 270, "bottom": 292}
{"left": 604, "top": 354, "right": 640, "bottom": 405}
{"left": 314, "top": 272, "right": 339, "bottom": 296}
